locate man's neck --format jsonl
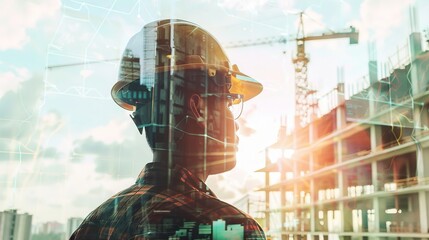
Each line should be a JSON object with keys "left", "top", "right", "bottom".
{"left": 152, "top": 150, "right": 209, "bottom": 181}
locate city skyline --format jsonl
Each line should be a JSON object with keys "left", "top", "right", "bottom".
{"left": 1, "top": 209, "right": 83, "bottom": 240}
{"left": 2, "top": 208, "right": 252, "bottom": 240}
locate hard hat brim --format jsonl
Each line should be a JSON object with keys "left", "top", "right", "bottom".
{"left": 111, "top": 66, "right": 263, "bottom": 111}
{"left": 230, "top": 71, "right": 263, "bottom": 103}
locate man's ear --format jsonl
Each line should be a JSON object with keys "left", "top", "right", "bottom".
{"left": 189, "top": 94, "right": 205, "bottom": 127}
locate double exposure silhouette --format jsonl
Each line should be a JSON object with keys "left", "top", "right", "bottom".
{"left": 70, "top": 19, "right": 265, "bottom": 240}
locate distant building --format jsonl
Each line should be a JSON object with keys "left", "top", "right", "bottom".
{"left": 0, "top": 209, "right": 32, "bottom": 240}
{"left": 66, "top": 217, "right": 83, "bottom": 239}
{"left": 32, "top": 221, "right": 65, "bottom": 240}
{"left": 41, "top": 221, "right": 64, "bottom": 234}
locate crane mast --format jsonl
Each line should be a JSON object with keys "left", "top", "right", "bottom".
{"left": 294, "top": 12, "right": 311, "bottom": 127}
{"left": 223, "top": 13, "right": 358, "bottom": 127}
{"left": 294, "top": 12, "right": 358, "bottom": 127}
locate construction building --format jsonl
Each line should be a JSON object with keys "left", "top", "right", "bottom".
{"left": 258, "top": 29, "right": 429, "bottom": 239}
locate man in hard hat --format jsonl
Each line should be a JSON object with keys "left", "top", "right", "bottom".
{"left": 71, "top": 19, "right": 265, "bottom": 240}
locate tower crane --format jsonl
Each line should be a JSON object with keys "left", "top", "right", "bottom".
{"left": 224, "top": 12, "right": 359, "bottom": 127}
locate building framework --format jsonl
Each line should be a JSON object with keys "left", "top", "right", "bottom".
{"left": 259, "top": 32, "right": 429, "bottom": 240}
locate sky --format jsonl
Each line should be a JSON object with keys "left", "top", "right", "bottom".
{"left": 1, "top": 0, "right": 429, "bottom": 225}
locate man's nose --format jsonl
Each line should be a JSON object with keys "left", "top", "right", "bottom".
{"left": 235, "top": 121, "right": 239, "bottom": 132}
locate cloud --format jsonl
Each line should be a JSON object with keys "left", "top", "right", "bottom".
{"left": 238, "top": 118, "right": 256, "bottom": 137}
{"left": 0, "top": 160, "right": 135, "bottom": 223}
{"left": 0, "top": 0, "right": 61, "bottom": 50}
{"left": 72, "top": 125, "right": 151, "bottom": 178}
{"left": 0, "top": 141, "right": 35, "bottom": 162}
{"left": 38, "top": 111, "right": 64, "bottom": 132}
{"left": 278, "top": 0, "right": 296, "bottom": 14}
{"left": 216, "top": 0, "right": 269, "bottom": 13}
{"left": 206, "top": 170, "right": 264, "bottom": 204}
{"left": 49, "top": 20, "right": 93, "bottom": 53}
{"left": 81, "top": 120, "right": 130, "bottom": 145}
{"left": 238, "top": 103, "right": 258, "bottom": 137}
{"left": 0, "top": 70, "right": 69, "bottom": 163}
{"left": 299, "top": 9, "right": 327, "bottom": 35}
{"left": 236, "top": 175, "right": 263, "bottom": 195}
{"left": 0, "top": 110, "right": 64, "bottom": 162}
{"left": 0, "top": 71, "right": 43, "bottom": 120}
{"left": 0, "top": 67, "right": 31, "bottom": 98}
{"left": 0, "top": 72, "right": 44, "bottom": 153}
{"left": 41, "top": 147, "right": 60, "bottom": 159}
{"left": 206, "top": 174, "right": 238, "bottom": 200}
{"left": 355, "top": 0, "right": 415, "bottom": 41}
{"left": 70, "top": 174, "right": 133, "bottom": 210}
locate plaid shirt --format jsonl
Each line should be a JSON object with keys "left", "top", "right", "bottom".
{"left": 70, "top": 162, "right": 266, "bottom": 240}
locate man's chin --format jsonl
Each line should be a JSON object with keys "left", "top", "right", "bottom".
{"left": 205, "top": 154, "right": 236, "bottom": 175}
{"left": 184, "top": 153, "right": 236, "bottom": 175}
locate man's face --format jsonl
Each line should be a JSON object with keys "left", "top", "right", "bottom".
{"left": 204, "top": 93, "right": 238, "bottom": 174}
{"left": 183, "top": 86, "right": 241, "bottom": 176}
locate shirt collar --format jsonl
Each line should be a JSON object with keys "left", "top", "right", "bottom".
{"left": 136, "top": 162, "right": 216, "bottom": 197}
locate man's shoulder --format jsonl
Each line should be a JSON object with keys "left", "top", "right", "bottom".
{"left": 71, "top": 183, "right": 265, "bottom": 239}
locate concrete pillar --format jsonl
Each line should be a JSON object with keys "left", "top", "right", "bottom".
{"left": 369, "top": 123, "right": 382, "bottom": 234}
{"left": 378, "top": 198, "right": 388, "bottom": 232}
{"left": 419, "top": 103, "right": 429, "bottom": 132}
{"left": 280, "top": 157, "right": 286, "bottom": 240}
{"left": 411, "top": 33, "right": 428, "bottom": 232}
{"left": 371, "top": 161, "right": 379, "bottom": 192}
{"left": 367, "top": 55, "right": 380, "bottom": 122}
{"left": 341, "top": 202, "right": 353, "bottom": 232}
{"left": 373, "top": 197, "right": 380, "bottom": 232}
{"left": 371, "top": 160, "right": 380, "bottom": 233}
{"left": 338, "top": 170, "right": 348, "bottom": 234}
{"left": 417, "top": 147, "right": 429, "bottom": 233}
{"left": 264, "top": 149, "right": 270, "bottom": 231}
{"left": 362, "top": 208, "right": 368, "bottom": 232}
{"left": 293, "top": 169, "right": 299, "bottom": 235}
{"left": 418, "top": 191, "right": 428, "bottom": 233}
{"left": 310, "top": 179, "right": 316, "bottom": 233}
{"left": 338, "top": 170, "right": 344, "bottom": 197}
{"left": 368, "top": 60, "right": 378, "bottom": 85}
{"left": 309, "top": 120, "right": 316, "bottom": 234}
{"left": 370, "top": 125, "right": 382, "bottom": 152}
{"left": 425, "top": 192, "right": 429, "bottom": 234}
{"left": 336, "top": 85, "right": 346, "bottom": 130}
{"left": 409, "top": 32, "right": 422, "bottom": 95}
{"left": 418, "top": 148, "right": 429, "bottom": 184}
